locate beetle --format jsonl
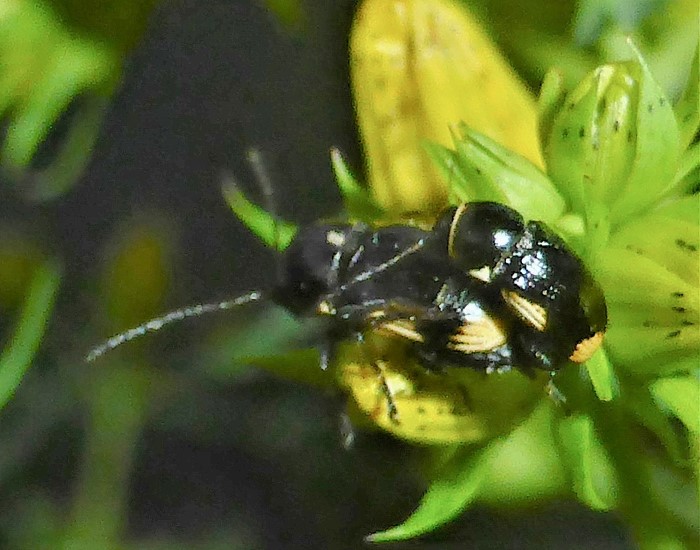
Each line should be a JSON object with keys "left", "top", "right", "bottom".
{"left": 87, "top": 199, "right": 607, "bottom": 426}
{"left": 432, "top": 201, "right": 608, "bottom": 371}
{"left": 275, "top": 220, "right": 515, "bottom": 373}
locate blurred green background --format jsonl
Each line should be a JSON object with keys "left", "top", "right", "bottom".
{"left": 0, "top": 0, "right": 695, "bottom": 548}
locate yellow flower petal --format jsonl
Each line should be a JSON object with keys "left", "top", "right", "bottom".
{"left": 351, "top": 0, "right": 541, "bottom": 213}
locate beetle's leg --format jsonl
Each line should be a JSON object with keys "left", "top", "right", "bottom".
{"left": 318, "top": 340, "right": 335, "bottom": 371}
{"left": 338, "top": 411, "right": 357, "bottom": 450}
{"left": 373, "top": 359, "right": 400, "bottom": 425}
{"left": 546, "top": 373, "right": 568, "bottom": 406}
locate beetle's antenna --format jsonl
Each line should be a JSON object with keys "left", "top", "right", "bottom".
{"left": 246, "top": 147, "right": 287, "bottom": 286}
{"left": 86, "top": 291, "right": 265, "bottom": 362}
{"left": 340, "top": 238, "right": 426, "bottom": 290}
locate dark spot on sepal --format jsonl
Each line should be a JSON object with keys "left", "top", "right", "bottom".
{"left": 675, "top": 239, "right": 697, "bottom": 252}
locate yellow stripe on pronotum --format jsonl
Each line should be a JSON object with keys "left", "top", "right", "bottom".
{"left": 350, "top": 0, "right": 543, "bottom": 214}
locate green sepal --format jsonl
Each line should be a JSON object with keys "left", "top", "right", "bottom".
{"left": 543, "top": 65, "right": 599, "bottom": 217}
{"left": 650, "top": 194, "right": 699, "bottom": 224}
{"left": 609, "top": 214, "right": 699, "bottom": 286}
{"left": 551, "top": 212, "right": 587, "bottom": 252}
{"left": 537, "top": 68, "right": 568, "bottom": 152}
{"left": 584, "top": 348, "right": 618, "bottom": 401}
{"left": 422, "top": 141, "right": 473, "bottom": 206}
{"left": 611, "top": 44, "right": 681, "bottom": 221}
{"left": 665, "top": 141, "right": 700, "bottom": 199}
{"left": 366, "top": 444, "right": 491, "bottom": 542}
{"left": 222, "top": 182, "right": 297, "bottom": 251}
{"left": 674, "top": 45, "right": 699, "bottom": 152}
{"left": 478, "top": 402, "right": 567, "bottom": 505}
{"left": 597, "top": 248, "right": 699, "bottom": 375}
{"left": 330, "top": 147, "right": 385, "bottom": 222}
{"left": 650, "top": 375, "right": 700, "bottom": 434}
{"left": 642, "top": 453, "right": 700, "bottom": 546}
{"left": 625, "top": 384, "right": 695, "bottom": 468}
{"left": 544, "top": 50, "right": 681, "bottom": 227}
{"left": 557, "top": 413, "right": 618, "bottom": 511}
{"left": 448, "top": 124, "right": 566, "bottom": 224}
{"left": 0, "top": 260, "right": 62, "bottom": 411}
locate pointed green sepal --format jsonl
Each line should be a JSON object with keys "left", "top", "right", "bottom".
{"left": 366, "top": 445, "right": 491, "bottom": 542}
{"left": 557, "top": 413, "right": 618, "bottom": 511}
{"left": 222, "top": 181, "right": 297, "bottom": 251}
{"left": 330, "top": 147, "right": 385, "bottom": 222}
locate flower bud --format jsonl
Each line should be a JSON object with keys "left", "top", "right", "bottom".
{"left": 351, "top": 0, "right": 542, "bottom": 214}
{"left": 543, "top": 55, "right": 681, "bottom": 229}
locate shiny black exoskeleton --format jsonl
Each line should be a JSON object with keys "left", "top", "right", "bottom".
{"left": 274, "top": 220, "right": 514, "bottom": 372}
{"left": 433, "top": 202, "right": 607, "bottom": 370}
{"left": 274, "top": 201, "right": 607, "bottom": 374}
{"left": 86, "top": 200, "right": 607, "bottom": 385}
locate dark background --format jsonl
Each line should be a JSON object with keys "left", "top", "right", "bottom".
{"left": 0, "top": 1, "right": 635, "bottom": 548}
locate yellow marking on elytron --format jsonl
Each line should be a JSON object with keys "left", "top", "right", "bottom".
{"left": 447, "top": 203, "right": 469, "bottom": 259}
{"left": 317, "top": 300, "right": 335, "bottom": 315}
{"left": 502, "top": 289, "right": 547, "bottom": 331}
{"left": 378, "top": 320, "right": 425, "bottom": 342}
{"left": 326, "top": 230, "right": 346, "bottom": 247}
{"left": 569, "top": 331, "right": 605, "bottom": 363}
{"left": 468, "top": 265, "right": 491, "bottom": 282}
{"left": 448, "top": 316, "right": 507, "bottom": 352}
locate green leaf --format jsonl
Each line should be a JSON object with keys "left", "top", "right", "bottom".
{"left": 557, "top": 413, "right": 618, "bottom": 511}
{"left": 584, "top": 348, "right": 618, "bottom": 401}
{"left": 651, "top": 375, "right": 700, "bottom": 434}
{"left": 62, "top": 363, "right": 151, "bottom": 549}
{"left": 0, "top": 260, "right": 62, "bottom": 411}
{"left": 22, "top": 97, "right": 108, "bottom": 202}
{"left": 450, "top": 124, "right": 565, "bottom": 223}
{"left": 330, "top": 147, "right": 384, "bottom": 222}
{"left": 0, "top": 3, "right": 117, "bottom": 173}
{"left": 366, "top": 445, "right": 491, "bottom": 542}
{"left": 222, "top": 180, "right": 297, "bottom": 251}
